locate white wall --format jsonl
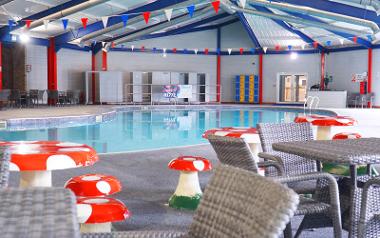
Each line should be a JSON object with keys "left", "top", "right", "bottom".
{"left": 57, "top": 49, "right": 91, "bottom": 91}
{"left": 25, "top": 44, "right": 47, "bottom": 90}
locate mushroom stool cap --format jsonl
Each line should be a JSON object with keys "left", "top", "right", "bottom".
{"left": 332, "top": 132, "right": 362, "bottom": 140}
{"left": 168, "top": 156, "right": 211, "bottom": 172}
{"left": 65, "top": 174, "right": 122, "bottom": 197}
{"left": 77, "top": 197, "right": 130, "bottom": 224}
{"left": 294, "top": 115, "right": 357, "bottom": 126}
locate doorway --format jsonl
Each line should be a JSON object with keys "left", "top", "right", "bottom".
{"left": 277, "top": 73, "right": 308, "bottom": 103}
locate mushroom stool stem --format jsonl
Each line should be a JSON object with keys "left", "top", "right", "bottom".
{"left": 169, "top": 171, "right": 202, "bottom": 210}
{"left": 20, "top": 171, "right": 52, "bottom": 188}
{"left": 80, "top": 223, "right": 111, "bottom": 233}
{"left": 316, "top": 126, "right": 332, "bottom": 140}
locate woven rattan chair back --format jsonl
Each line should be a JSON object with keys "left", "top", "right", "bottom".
{"left": 207, "top": 134, "right": 258, "bottom": 173}
{"left": 188, "top": 164, "right": 299, "bottom": 238}
{"left": 0, "top": 147, "right": 11, "bottom": 188}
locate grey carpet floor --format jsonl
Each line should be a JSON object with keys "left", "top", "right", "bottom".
{"left": 8, "top": 145, "right": 348, "bottom": 237}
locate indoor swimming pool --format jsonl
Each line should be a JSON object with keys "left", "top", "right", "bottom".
{"left": 0, "top": 107, "right": 334, "bottom": 153}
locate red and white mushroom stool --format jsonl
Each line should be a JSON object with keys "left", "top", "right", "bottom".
{"left": 65, "top": 174, "right": 122, "bottom": 197}
{"left": 332, "top": 132, "right": 362, "bottom": 140}
{"left": 202, "top": 127, "right": 260, "bottom": 158}
{"left": 168, "top": 156, "right": 211, "bottom": 210}
{"left": 76, "top": 197, "right": 130, "bottom": 233}
{"left": 64, "top": 174, "right": 129, "bottom": 233}
{"left": 294, "top": 115, "right": 357, "bottom": 140}
{"left": 0, "top": 141, "right": 98, "bottom": 187}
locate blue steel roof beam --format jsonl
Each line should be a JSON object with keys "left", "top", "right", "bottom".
{"left": 274, "top": 0, "right": 380, "bottom": 26}
{"left": 283, "top": 10, "right": 373, "bottom": 48}
{"left": 253, "top": 5, "right": 325, "bottom": 51}
{"left": 54, "top": 0, "right": 197, "bottom": 45}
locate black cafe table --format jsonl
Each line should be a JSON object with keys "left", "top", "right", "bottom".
{"left": 272, "top": 138, "right": 380, "bottom": 237}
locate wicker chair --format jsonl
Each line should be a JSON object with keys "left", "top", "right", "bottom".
{"left": 207, "top": 134, "right": 342, "bottom": 238}
{"left": 0, "top": 147, "right": 11, "bottom": 188}
{"left": 358, "top": 177, "right": 380, "bottom": 237}
{"left": 82, "top": 164, "right": 300, "bottom": 238}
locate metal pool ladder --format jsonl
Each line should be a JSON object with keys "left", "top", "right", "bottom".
{"left": 304, "top": 96, "right": 320, "bottom": 115}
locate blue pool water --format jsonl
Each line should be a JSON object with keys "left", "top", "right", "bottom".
{"left": 0, "top": 107, "right": 333, "bottom": 153}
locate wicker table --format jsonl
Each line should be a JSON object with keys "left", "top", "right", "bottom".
{"left": 272, "top": 138, "right": 380, "bottom": 237}
{"left": 0, "top": 187, "right": 80, "bottom": 238}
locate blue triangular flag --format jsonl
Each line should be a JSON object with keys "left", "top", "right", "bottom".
{"left": 250, "top": 48, "right": 255, "bottom": 54}
{"left": 62, "top": 19, "right": 68, "bottom": 30}
{"left": 184, "top": 48, "right": 188, "bottom": 53}
{"left": 216, "top": 48, "right": 220, "bottom": 54}
{"left": 8, "top": 19, "right": 14, "bottom": 29}
{"left": 121, "top": 14, "right": 128, "bottom": 27}
{"left": 187, "top": 5, "right": 195, "bottom": 17}
{"left": 367, "top": 35, "right": 372, "bottom": 41}
{"left": 288, "top": 45, "right": 292, "bottom": 50}
{"left": 153, "top": 47, "right": 157, "bottom": 52}
{"left": 326, "top": 40, "right": 331, "bottom": 46}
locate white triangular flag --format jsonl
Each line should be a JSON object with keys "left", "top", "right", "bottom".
{"left": 239, "top": 0, "right": 247, "bottom": 8}
{"left": 163, "top": 48, "right": 167, "bottom": 53}
{"left": 263, "top": 46, "right": 268, "bottom": 53}
{"left": 165, "top": 9, "right": 173, "bottom": 21}
{"left": 194, "top": 49, "right": 198, "bottom": 54}
{"left": 101, "top": 16, "right": 109, "bottom": 28}
{"left": 101, "top": 42, "right": 106, "bottom": 47}
{"left": 43, "top": 20, "right": 49, "bottom": 30}
{"left": 228, "top": 48, "right": 232, "bottom": 55}
{"left": 131, "top": 45, "right": 134, "bottom": 51}
{"left": 340, "top": 39, "right": 344, "bottom": 45}
{"left": 301, "top": 44, "right": 305, "bottom": 50}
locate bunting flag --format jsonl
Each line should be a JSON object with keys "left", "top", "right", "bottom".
{"left": 367, "top": 35, "right": 372, "bottom": 41}
{"left": 8, "top": 19, "right": 14, "bottom": 29}
{"left": 184, "top": 48, "right": 188, "bottom": 53}
{"left": 121, "top": 14, "right": 128, "bottom": 27}
{"left": 101, "top": 16, "right": 109, "bottom": 28}
{"left": 263, "top": 47, "right": 268, "bottom": 53}
{"left": 163, "top": 48, "right": 167, "bottom": 53}
{"left": 81, "top": 18, "right": 88, "bottom": 29}
{"left": 101, "top": 42, "right": 106, "bottom": 47}
{"left": 353, "top": 36, "right": 358, "bottom": 43}
{"left": 275, "top": 45, "right": 280, "bottom": 51}
{"left": 228, "top": 48, "right": 232, "bottom": 55}
{"left": 165, "top": 9, "right": 173, "bottom": 21}
{"left": 141, "top": 46, "right": 145, "bottom": 51}
{"left": 212, "top": 1, "right": 220, "bottom": 13}
{"left": 326, "top": 40, "right": 331, "bottom": 46}
{"left": 205, "top": 48, "right": 209, "bottom": 55}
{"left": 43, "top": 20, "right": 49, "bottom": 30}
{"left": 131, "top": 45, "right": 135, "bottom": 51}
{"left": 313, "top": 41, "right": 318, "bottom": 48}
{"left": 187, "top": 5, "right": 195, "bottom": 17}
{"left": 239, "top": 48, "right": 244, "bottom": 55}
{"left": 194, "top": 49, "right": 198, "bottom": 54}
{"left": 287, "top": 45, "right": 292, "bottom": 50}
{"left": 340, "top": 39, "right": 344, "bottom": 45}
{"left": 251, "top": 48, "right": 255, "bottom": 54}
{"left": 25, "top": 20, "right": 32, "bottom": 28}
{"left": 239, "top": 0, "right": 247, "bottom": 8}
{"left": 62, "top": 19, "right": 68, "bottom": 30}
{"left": 153, "top": 47, "right": 157, "bottom": 52}
{"left": 172, "top": 48, "right": 177, "bottom": 53}
{"left": 143, "top": 12, "right": 150, "bottom": 24}
{"left": 111, "top": 42, "right": 116, "bottom": 48}
{"left": 301, "top": 44, "right": 305, "bottom": 50}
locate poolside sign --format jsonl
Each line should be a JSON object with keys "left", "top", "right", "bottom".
{"left": 162, "top": 85, "right": 193, "bottom": 99}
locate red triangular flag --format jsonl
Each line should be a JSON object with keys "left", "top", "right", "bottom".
{"left": 172, "top": 48, "right": 177, "bottom": 53}
{"left": 353, "top": 36, "right": 358, "bottom": 43}
{"left": 205, "top": 48, "right": 209, "bottom": 55}
{"left": 313, "top": 41, "right": 318, "bottom": 48}
{"left": 141, "top": 46, "right": 145, "bottom": 52}
{"left": 212, "top": 1, "right": 220, "bottom": 13}
{"left": 111, "top": 42, "right": 115, "bottom": 48}
{"left": 275, "top": 45, "right": 280, "bottom": 51}
{"left": 143, "top": 12, "right": 150, "bottom": 24}
{"left": 25, "top": 20, "right": 32, "bottom": 28}
{"left": 240, "top": 48, "right": 244, "bottom": 54}
{"left": 81, "top": 18, "right": 88, "bottom": 29}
